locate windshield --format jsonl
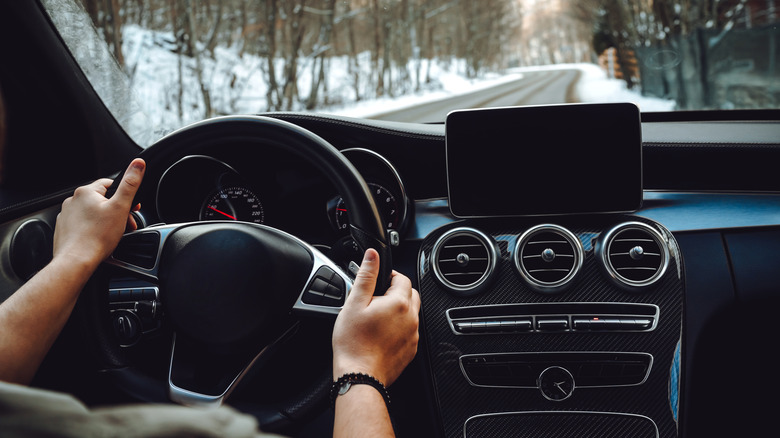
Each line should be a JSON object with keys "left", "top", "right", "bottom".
{"left": 42, "top": 0, "right": 779, "bottom": 146}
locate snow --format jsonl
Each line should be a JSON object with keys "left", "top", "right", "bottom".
{"left": 118, "top": 25, "right": 674, "bottom": 144}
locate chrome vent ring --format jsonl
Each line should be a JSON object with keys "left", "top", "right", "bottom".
{"left": 599, "top": 222, "right": 669, "bottom": 290}
{"left": 432, "top": 227, "right": 497, "bottom": 296}
{"left": 514, "top": 224, "right": 584, "bottom": 293}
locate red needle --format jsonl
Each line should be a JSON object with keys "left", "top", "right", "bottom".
{"left": 337, "top": 208, "right": 348, "bottom": 212}
{"left": 208, "top": 206, "right": 237, "bottom": 220}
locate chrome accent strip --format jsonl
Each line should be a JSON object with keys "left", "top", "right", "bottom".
{"left": 513, "top": 224, "right": 584, "bottom": 293}
{"left": 463, "top": 411, "right": 659, "bottom": 438}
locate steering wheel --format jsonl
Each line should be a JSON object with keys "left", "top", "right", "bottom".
{"left": 83, "top": 116, "right": 392, "bottom": 431}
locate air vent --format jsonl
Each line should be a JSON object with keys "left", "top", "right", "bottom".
{"left": 598, "top": 222, "right": 669, "bottom": 290}
{"left": 432, "top": 227, "right": 497, "bottom": 296}
{"left": 514, "top": 224, "right": 583, "bottom": 293}
{"left": 112, "top": 231, "right": 161, "bottom": 270}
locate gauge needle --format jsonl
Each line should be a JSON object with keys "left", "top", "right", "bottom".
{"left": 554, "top": 381, "right": 568, "bottom": 395}
{"left": 208, "top": 206, "right": 237, "bottom": 220}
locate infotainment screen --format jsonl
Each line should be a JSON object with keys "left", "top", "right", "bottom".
{"left": 445, "top": 103, "right": 642, "bottom": 217}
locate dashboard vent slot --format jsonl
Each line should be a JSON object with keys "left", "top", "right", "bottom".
{"left": 514, "top": 225, "right": 583, "bottom": 293}
{"left": 432, "top": 228, "right": 497, "bottom": 296}
{"left": 599, "top": 222, "right": 669, "bottom": 289}
{"left": 112, "top": 231, "right": 160, "bottom": 270}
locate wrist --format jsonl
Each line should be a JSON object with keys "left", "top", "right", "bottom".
{"left": 330, "top": 372, "right": 391, "bottom": 410}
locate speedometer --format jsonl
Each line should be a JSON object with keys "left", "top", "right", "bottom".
{"left": 200, "top": 186, "right": 265, "bottom": 224}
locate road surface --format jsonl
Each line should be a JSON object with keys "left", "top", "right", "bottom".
{"left": 370, "top": 68, "right": 581, "bottom": 123}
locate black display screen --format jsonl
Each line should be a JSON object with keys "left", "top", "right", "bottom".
{"left": 445, "top": 103, "right": 642, "bottom": 217}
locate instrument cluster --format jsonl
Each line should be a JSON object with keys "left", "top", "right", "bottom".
{"left": 153, "top": 149, "right": 411, "bottom": 248}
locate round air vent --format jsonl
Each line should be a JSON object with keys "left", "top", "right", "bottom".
{"left": 513, "top": 224, "right": 584, "bottom": 293}
{"left": 598, "top": 222, "right": 669, "bottom": 290}
{"left": 432, "top": 227, "right": 497, "bottom": 296}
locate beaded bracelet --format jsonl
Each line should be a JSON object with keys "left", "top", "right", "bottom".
{"left": 330, "top": 372, "right": 391, "bottom": 410}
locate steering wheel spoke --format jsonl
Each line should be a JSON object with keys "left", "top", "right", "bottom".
{"left": 292, "top": 245, "right": 354, "bottom": 317}
{"left": 168, "top": 324, "right": 299, "bottom": 408}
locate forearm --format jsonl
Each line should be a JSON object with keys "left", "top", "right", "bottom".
{"left": 333, "top": 384, "right": 394, "bottom": 437}
{"left": 0, "top": 255, "right": 97, "bottom": 384}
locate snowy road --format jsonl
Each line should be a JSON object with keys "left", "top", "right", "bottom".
{"left": 369, "top": 69, "right": 581, "bottom": 123}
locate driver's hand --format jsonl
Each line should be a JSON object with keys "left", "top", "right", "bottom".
{"left": 53, "top": 158, "right": 145, "bottom": 271}
{"left": 332, "top": 249, "right": 421, "bottom": 387}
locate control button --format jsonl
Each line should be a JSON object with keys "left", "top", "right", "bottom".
{"left": 634, "top": 318, "right": 653, "bottom": 329}
{"left": 514, "top": 319, "right": 533, "bottom": 331}
{"left": 500, "top": 320, "right": 517, "bottom": 330}
{"left": 603, "top": 318, "right": 622, "bottom": 330}
{"left": 118, "top": 289, "right": 133, "bottom": 301}
{"left": 108, "top": 289, "right": 121, "bottom": 301}
{"left": 572, "top": 317, "right": 590, "bottom": 330}
{"left": 112, "top": 310, "right": 142, "bottom": 347}
{"left": 485, "top": 320, "right": 502, "bottom": 331}
{"left": 471, "top": 321, "right": 487, "bottom": 332}
{"left": 537, "top": 318, "right": 569, "bottom": 331}
{"left": 141, "top": 288, "right": 157, "bottom": 300}
{"left": 455, "top": 322, "right": 474, "bottom": 333}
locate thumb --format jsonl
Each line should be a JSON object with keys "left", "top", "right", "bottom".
{"left": 111, "top": 159, "right": 145, "bottom": 208}
{"left": 347, "top": 248, "right": 380, "bottom": 307}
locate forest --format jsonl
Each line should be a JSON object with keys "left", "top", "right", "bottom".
{"left": 76, "top": 0, "right": 778, "bottom": 117}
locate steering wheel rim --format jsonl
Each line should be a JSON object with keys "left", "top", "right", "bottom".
{"left": 84, "top": 115, "right": 393, "bottom": 431}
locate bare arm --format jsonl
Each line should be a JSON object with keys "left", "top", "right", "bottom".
{"left": 331, "top": 249, "right": 421, "bottom": 437}
{"left": 0, "top": 159, "right": 145, "bottom": 384}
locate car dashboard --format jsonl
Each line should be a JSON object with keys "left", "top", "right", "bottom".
{"left": 2, "top": 111, "right": 780, "bottom": 438}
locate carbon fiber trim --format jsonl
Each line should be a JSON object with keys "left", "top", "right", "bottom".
{"left": 418, "top": 215, "right": 683, "bottom": 438}
{"left": 465, "top": 411, "right": 658, "bottom": 438}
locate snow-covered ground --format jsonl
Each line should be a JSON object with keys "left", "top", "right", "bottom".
{"left": 120, "top": 25, "right": 674, "bottom": 142}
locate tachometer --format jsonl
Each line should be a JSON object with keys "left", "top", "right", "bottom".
{"left": 200, "top": 186, "right": 264, "bottom": 224}
{"left": 332, "top": 183, "right": 400, "bottom": 231}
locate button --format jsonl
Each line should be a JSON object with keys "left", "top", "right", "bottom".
{"left": 572, "top": 318, "right": 590, "bottom": 330}
{"left": 470, "top": 321, "right": 487, "bottom": 332}
{"left": 634, "top": 318, "right": 653, "bottom": 329}
{"left": 131, "top": 289, "right": 144, "bottom": 300}
{"left": 485, "top": 320, "right": 502, "bottom": 331}
{"left": 603, "top": 318, "right": 621, "bottom": 330}
{"left": 500, "top": 320, "right": 517, "bottom": 330}
{"left": 513, "top": 319, "right": 533, "bottom": 331}
{"left": 108, "top": 289, "right": 120, "bottom": 301}
{"left": 455, "top": 322, "right": 474, "bottom": 333}
{"left": 141, "top": 288, "right": 157, "bottom": 300}
{"left": 118, "top": 289, "right": 133, "bottom": 301}
{"left": 537, "top": 318, "right": 568, "bottom": 331}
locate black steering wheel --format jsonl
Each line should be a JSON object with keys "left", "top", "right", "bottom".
{"left": 83, "top": 116, "right": 392, "bottom": 431}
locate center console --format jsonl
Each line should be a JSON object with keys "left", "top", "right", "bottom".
{"left": 420, "top": 104, "right": 684, "bottom": 437}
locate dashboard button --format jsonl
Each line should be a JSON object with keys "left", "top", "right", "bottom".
{"left": 537, "top": 318, "right": 568, "bottom": 331}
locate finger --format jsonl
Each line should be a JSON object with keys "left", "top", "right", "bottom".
{"left": 111, "top": 159, "right": 146, "bottom": 208}
{"left": 92, "top": 178, "right": 114, "bottom": 191}
{"left": 126, "top": 213, "right": 138, "bottom": 232}
{"left": 385, "top": 270, "right": 413, "bottom": 299}
{"left": 346, "top": 248, "right": 380, "bottom": 307}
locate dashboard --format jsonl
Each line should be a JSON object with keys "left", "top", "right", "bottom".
{"left": 83, "top": 110, "right": 775, "bottom": 438}
{"left": 1, "top": 108, "right": 779, "bottom": 438}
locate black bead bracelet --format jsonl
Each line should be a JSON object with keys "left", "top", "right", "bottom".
{"left": 330, "top": 372, "right": 391, "bottom": 410}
